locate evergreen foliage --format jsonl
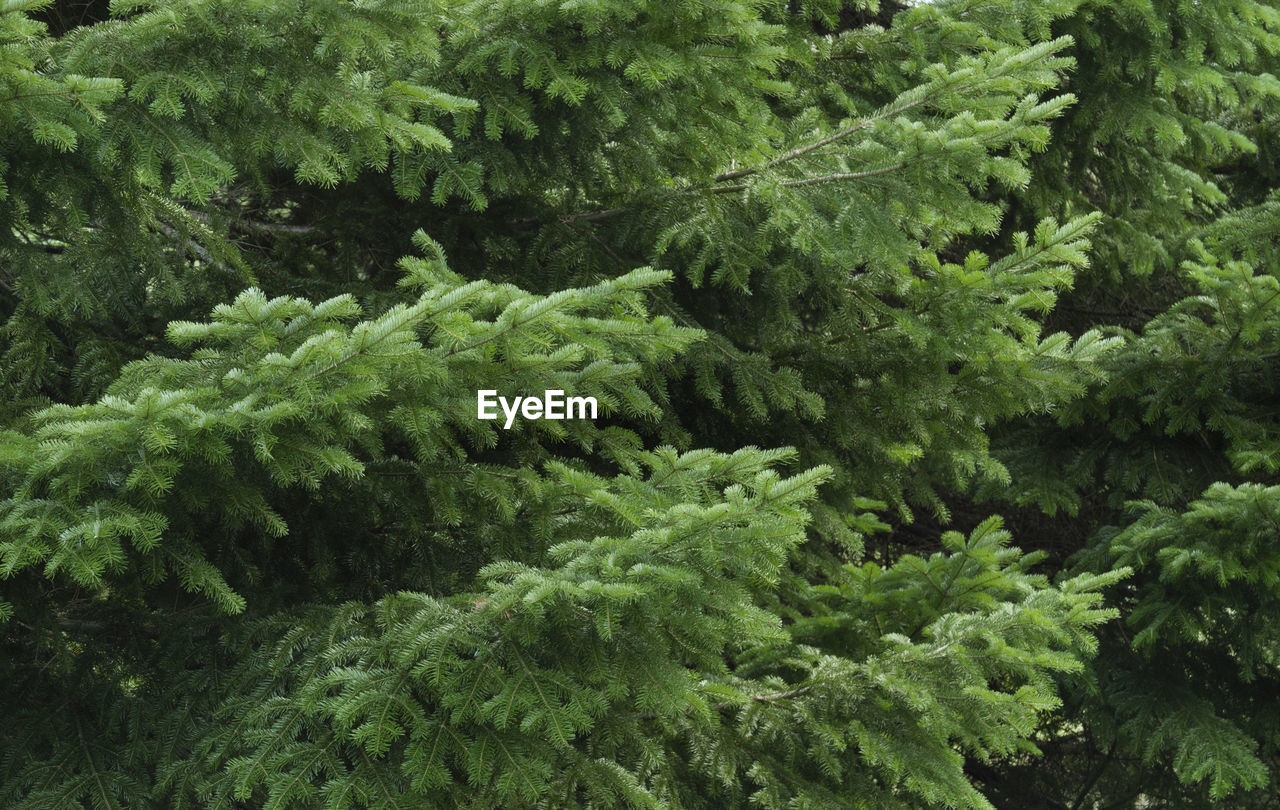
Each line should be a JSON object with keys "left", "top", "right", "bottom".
{"left": 3, "top": 0, "right": 1280, "bottom": 807}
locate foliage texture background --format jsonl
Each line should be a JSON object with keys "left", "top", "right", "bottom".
{"left": 2, "top": 0, "right": 1279, "bottom": 807}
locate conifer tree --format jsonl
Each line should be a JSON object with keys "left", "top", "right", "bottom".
{"left": 963, "top": 1, "right": 1280, "bottom": 805}
{"left": 2, "top": 1, "right": 1278, "bottom": 808}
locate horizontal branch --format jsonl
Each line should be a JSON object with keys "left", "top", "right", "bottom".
{"left": 509, "top": 206, "right": 628, "bottom": 229}
{"left": 713, "top": 162, "right": 906, "bottom": 194}
{"left": 187, "top": 209, "right": 315, "bottom": 237}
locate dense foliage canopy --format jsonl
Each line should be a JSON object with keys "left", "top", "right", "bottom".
{"left": 3, "top": 0, "right": 1280, "bottom": 807}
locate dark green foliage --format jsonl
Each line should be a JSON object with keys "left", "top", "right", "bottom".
{"left": 4, "top": 0, "right": 1280, "bottom": 808}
